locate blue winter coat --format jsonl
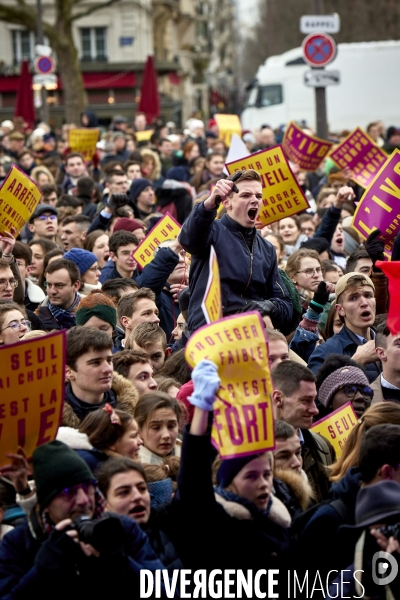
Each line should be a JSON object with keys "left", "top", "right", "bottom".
{"left": 308, "top": 325, "right": 381, "bottom": 383}
{"left": 179, "top": 202, "right": 292, "bottom": 331}
{"left": 0, "top": 515, "right": 172, "bottom": 599}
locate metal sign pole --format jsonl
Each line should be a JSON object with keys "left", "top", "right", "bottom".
{"left": 313, "top": 0, "right": 327, "bottom": 139}
{"left": 36, "top": 0, "right": 49, "bottom": 124}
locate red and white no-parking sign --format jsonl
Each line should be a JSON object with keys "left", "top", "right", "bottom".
{"left": 302, "top": 33, "right": 337, "bottom": 67}
{"left": 34, "top": 55, "right": 55, "bottom": 75}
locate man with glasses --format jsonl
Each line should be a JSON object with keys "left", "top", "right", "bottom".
{"left": 27, "top": 204, "right": 58, "bottom": 243}
{"left": 308, "top": 272, "right": 381, "bottom": 383}
{"left": 38, "top": 258, "right": 81, "bottom": 331}
{"left": 0, "top": 440, "right": 167, "bottom": 597}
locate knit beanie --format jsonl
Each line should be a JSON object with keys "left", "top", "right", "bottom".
{"left": 33, "top": 440, "right": 94, "bottom": 510}
{"left": 63, "top": 248, "right": 97, "bottom": 276}
{"left": 217, "top": 453, "right": 265, "bottom": 488}
{"left": 129, "top": 178, "right": 152, "bottom": 202}
{"left": 113, "top": 217, "right": 145, "bottom": 233}
{"left": 318, "top": 366, "right": 370, "bottom": 407}
{"left": 76, "top": 291, "right": 117, "bottom": 328}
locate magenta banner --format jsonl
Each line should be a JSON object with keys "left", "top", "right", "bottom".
{"left": 329, "top": 127, "right": 388, "bottom": 188}
{"left": 283, "top": 121, "right": 333, "bottom": 171}
{"left": 352, "top": 149, "right": 400, "bottom": 256}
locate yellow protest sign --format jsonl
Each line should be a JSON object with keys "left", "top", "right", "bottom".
{"left": 136, "top": 130, "right": 154, "bottom": 142}
{"left": 226, "top": 145, "right": 310, "bottom": 226}
{"left": 133, "top": 212, "right": 181, "bottom": 269}
{"left": 215, "top": 114, "right": 242, "bottom": 147}
{"left": 310, "top": 402, "right": 358, "bottom": 458}
{"left": 185, "top": 313, "right": 275, "bottom": 458}
{"left": 0, "top": 331, "right": 65, "bottom": 466}
{"left": 201, "top": 246, "right": 222, "bottom": 323}
{"left": 68, "top": 128, "right": 100, "bottom": 161}
{"left": 0, "top": 164, "right": 42, "bottom": 237}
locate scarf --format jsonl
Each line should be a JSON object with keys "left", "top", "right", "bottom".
{"left": 214, "top": 485, "right": 272, "bottom": 520}
{"left": 48, "top": 293, "right": 80, "bottom": 329}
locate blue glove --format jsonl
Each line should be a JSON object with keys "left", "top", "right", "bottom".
{"left": 188, "top": 360, "right": 220, "bottom": 411}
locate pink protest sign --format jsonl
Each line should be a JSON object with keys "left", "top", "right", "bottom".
{"left": 329, "top": 127, "right": 388, "bottom": 188}
{"left": 352, "top": 149, "right": 400, "bottom": 256}
{"left": 283, "top": 121, "right": 333, "bottom": 171}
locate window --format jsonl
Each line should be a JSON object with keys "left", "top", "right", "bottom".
{"left": 80, "top": 27, "right": 107, "bottom": 61}
{"left": 256, "top": 84, "right": 283, "bottom": 107}
{"left": 245, "top": 86, "right": 258, "bottom": 108}
{"left": 12, "top": 30, "right": 36, "bottom": 65}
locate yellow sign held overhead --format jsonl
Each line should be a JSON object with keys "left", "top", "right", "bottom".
{"left": 132, "top": 212, "right": 182, "bottom": 269}
{"left": 185, "top": 313, "right": 275, "bottom": 458}
{"left": 0, "top": 164, "right": 42, "bottom": 237}
{"left": 68, "top": 128, "right": 100, "bottom": 161}
{"left": 215, "top": 114, "right": 242, "bottom": 147}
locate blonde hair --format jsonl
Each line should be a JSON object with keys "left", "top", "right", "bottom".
{"left": 30, "top": 165, "right": 55, "bottom": 185}
{"left": 140, "top": 148, "right": 161, "bottom": 181}
{"left": 21, "top": 330, "right": 47, "bottom": 340}
{"left": 329, "top": 402, "right": 400, "bottom": 482}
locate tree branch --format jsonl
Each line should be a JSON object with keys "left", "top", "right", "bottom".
{"left": 71, "top": 0, "right": 123, "bottom": 21}
{"left": 0, "top": 4, "right": 37, "bottom": 31}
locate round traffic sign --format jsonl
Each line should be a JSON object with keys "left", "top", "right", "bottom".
{"left": 302, "top": 33, "right": 337, "bottom": 67}
{"left": 34, "top": 55, "right": 55, "bottom": 75}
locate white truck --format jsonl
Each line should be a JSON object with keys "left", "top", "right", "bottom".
{"left": 241, "top": 40, "right": 400, "bottom": 132}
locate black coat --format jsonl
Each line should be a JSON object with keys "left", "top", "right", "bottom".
{"left": 179, "top": 202, "right": 292, "bottom": 331}
{"left": 176, "top": 428, "right": 290, "bottom": 577}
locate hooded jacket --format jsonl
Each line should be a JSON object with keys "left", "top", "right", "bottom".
{"left": 179, "top": 202, "right": 292, "bottom": 331}
{"left": 62, "top": 372, "right": 138, "bottom": 428}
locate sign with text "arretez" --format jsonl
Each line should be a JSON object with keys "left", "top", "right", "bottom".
{"left": 185, "top": 313, "right": 275, "bottom": 459}
{"left": 0, "top": 164, "right": 42, "bottom": 237}
{"left": 0, "top": 331, "right": 65, "bottom": 467}
{"left": 132, "top": 212, "right": 181, "bottom": 269}
{"left": 311, "top": 402, "right": 357, "bottom": 458}
{"left": 352, "top": 149, "right": 400, "bottom": 257}
{"left": 225, "top": 145, "right": 309, "bottom": 226}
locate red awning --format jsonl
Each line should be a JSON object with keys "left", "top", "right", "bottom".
{"left": 0, "top": 71, "right": 136, "bottom": 93}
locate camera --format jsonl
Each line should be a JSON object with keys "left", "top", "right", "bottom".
{"left": 71, "top": 514, "right": 126, "bottom": 554}
{"left": 377, "top": 522, "right": 400, "bottom": 540}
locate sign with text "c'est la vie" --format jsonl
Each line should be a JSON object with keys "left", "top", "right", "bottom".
{"left": 226, "top": 145, "right": 309, "bottom": 226}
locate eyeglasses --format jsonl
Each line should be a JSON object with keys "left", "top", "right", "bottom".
{"left": 88, "top": 265, "right": 101, "bottom": 273}
{"left": 37, "top": 214, "right": 57, "bottom": 221}
{"left": 0, "top": 319, "right": 31, "bottom": 333}
{"left": 0, "top": 278, "right": 18, "bottom": 289}
{"left": 59, "top": 481, "right": 96, "bottom": 501}
{"left": 296, "top": 267, "right": 323, "bottom": 277}
{"left": 337, "top": 384, "right": 374, "bottom": 401}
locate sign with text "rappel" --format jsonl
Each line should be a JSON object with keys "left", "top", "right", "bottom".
{"left": 300, "top": 14, "right": 340, "bottom": 34}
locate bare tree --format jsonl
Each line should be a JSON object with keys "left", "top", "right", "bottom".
{"left": 0, "top": 0, "right": 123, "bottom": 123}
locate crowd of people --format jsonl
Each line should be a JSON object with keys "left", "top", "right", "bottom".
{"left": 0, "top": 112, "right": 400, "bottom": 598}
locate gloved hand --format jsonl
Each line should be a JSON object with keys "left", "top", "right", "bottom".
{"left": 365, "top": 229, "right": 385, "bottom": 266}
{"left": 188, "top": 360, "right": 220, "bottom": 412}
{"left": 107, "top": 193, "right": 130, "bottom": 212}
{"left": 392, "top": 231, "right": 400, "bottom": 262}
{"left": 241, "top": 299, "right": 278, "bottom": 318}
{"left": 34, "top": 528, "right": 79, "bottom": 574}
{"left": 309, "top": 281, "right": 329, "bottom": 314}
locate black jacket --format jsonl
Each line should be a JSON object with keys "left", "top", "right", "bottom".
{"left": 301, "top": 428, "right": 336, "bottom": 502}
{"left": 179, "top": 202, "right": 292, "bottom": 331}
{"left": 156, "top": 184, "right": 193, "bottom": 225}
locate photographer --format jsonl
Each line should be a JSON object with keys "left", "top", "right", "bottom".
{"left": 0, "top": 440, "right": 171, "bottom": 599}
